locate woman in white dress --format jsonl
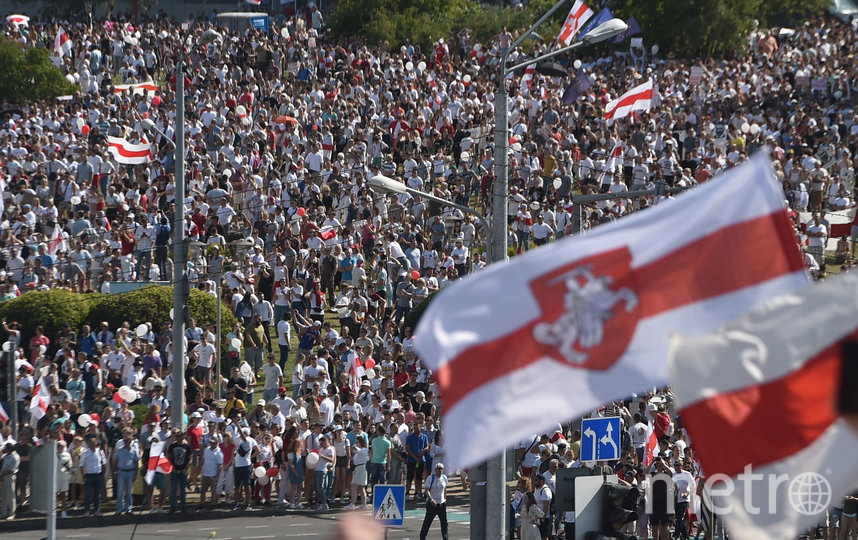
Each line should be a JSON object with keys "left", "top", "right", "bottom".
{"left": 57, "top": 440, "right": 72, "bottom": 518}
{"left": 346, "top": 436, "right": 369, "bottom": 509}
{"left": 520, "top": 491, "right": 545, "bottom": 540}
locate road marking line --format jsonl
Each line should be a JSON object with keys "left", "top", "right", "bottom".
{"left": 156, "top": 530, "right": 181, "bottom": 533}
{"left": 289, "top": 522, "right": 312, "bottom": 526}
{"left": 66, "top": 535, "right": 91, "bottom": 538}
{"left": 246, "top": 525, "right": 269, "bottom": 528}
{"left": 241, "top": 536, "right": 276, "bottom": 539}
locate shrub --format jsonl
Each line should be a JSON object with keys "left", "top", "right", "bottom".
{"left": 403, "top": 291, "right": 437, "bottom": 336}
{"left": 0, "top": 286, "right": 237, "bottom": 363}
{"left": 0, "top": 38, "right": 77, "bottom": 103}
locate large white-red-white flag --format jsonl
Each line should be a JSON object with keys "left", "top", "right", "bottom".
{"left": 558, "top": 0, "right": 594, "bottom": 45}
{"left": 107, "top": 136, "right": 153, "bottom": 165}
{"left": 670, "top": 270, "right": 858, "bottom": 540}
{"left": 54, "top": 28, "right": 73, "bottom": 57}
{"left": 47, "top": 225, "right": 66, "bottom": 256}
{"left": 413, "top": 151, "right": 808, "bottom": 469}
{"left": 113, "top": 82, "right": 159, "bottom": 95}
{"left": 605, "top": 79, "right": 653, "bottom": 124}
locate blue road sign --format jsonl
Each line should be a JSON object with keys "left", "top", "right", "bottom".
{"left": 373, "top": 484, "right": 405, "bottom": 526}
{"left": 581, "top": 416, "right": 621, "bottom": 462}
{"left": 249, "top": 16, "right": 270, "bottom": 34}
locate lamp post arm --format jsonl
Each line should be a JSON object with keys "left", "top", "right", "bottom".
{"left": 506, "top": 39, "right": 585, "bottom": 74}
{"left": 404, "top": 186, "right": 491, "bottom": 243}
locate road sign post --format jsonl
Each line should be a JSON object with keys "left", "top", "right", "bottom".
{"left": 580, "top": 417, "right": 622, "bottom": 462}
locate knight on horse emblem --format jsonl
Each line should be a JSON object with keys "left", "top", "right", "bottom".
{"left": 533, "top": 265, "right": 638, "bottom": 364}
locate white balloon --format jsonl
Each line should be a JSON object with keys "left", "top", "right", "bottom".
{"left": 365, "top": 368, "right": 376, "bottom": 378}
{"left": 170, "top": 308, "right": 175, "bottom": 320}
{"left": 749, "top": 124, "right": 761, "bottom": 135}
{"left": 119, "top": 385, "right": 135, "bottom": 401}
{"left": 573, "top": 59, "right": 582, "bottom": 70}
{"left": 305, "top": 453, "right": 320, "bottom": 467}
{"left": 1, "top": 342, "right": 11, "bottom": 352}
{"left": 281, "top": 28, "right": 290, "bottom": 40}
{"left": 417, "top": 61, "right": 426, "bottom": 72}
{"left": 70, "top": 196, "right": 82, "bottom": 206}
{"left": 463, "top": 74, "right": 471, "bottom": 83}
{"left": 258, "top": 475, "right": 270, "bottom": 486}
{"left": 553, "top": 177, "right": 563, "bottom": 190}
{"left": 75, "top": 117, "right": 84, "bottom": 130}
{"left": 254, "top": 466, "right": 266, "bottom": 478}
{"left": 231, "top": 338, "right": 242, "bottom": 349}
{"left": 740, "top": 123, "right": 750, "bottom": 134}
{"left": 136, "top": 323, "right": 148, "bottom": 337}
{"left": 406, "top": 61, "right": 414, "bottom": 71}
{"left": 473, "top": 44, "right": 481, "bottom": 52}
{"left": 78, "top": 414, "right": 92, "bottom": 428}
{"left": 236, "top": 105, "right": 247, "bottom": 118}
{"left": 651, "top": 44, "right": 659, "bottom": 55}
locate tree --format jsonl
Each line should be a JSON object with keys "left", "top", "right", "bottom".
{"left": 612, "top": 0, "right": 831, "bottom": 57}
{"left": 0, "top": 38, "right": 77, "bottom": 103}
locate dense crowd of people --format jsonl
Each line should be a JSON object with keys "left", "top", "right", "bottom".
{"left": 0, "top": 2, "right": 855, "bottom": 539}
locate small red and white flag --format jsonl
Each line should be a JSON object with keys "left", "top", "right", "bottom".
{"left": 0, "top": 402, "right": 9, "bottom": 423}
{"left": 520, "top": 65, "right": 536, "bottom": 91}
{"left": 604, "top": 79, "right": 653, "bottom": 124}
{"left": 558, "top": 0, "right": 594, "bottom": 46}
{"left": 597, "top": 143, "right": 623, "bottom": 190}
{"left": 348, "top": 358, "right": 365, "bottom": 395}
{"left": 642, "top": 420, "right": 657, "bottom": 466}
{"left": 29, "top": 377, "right": 50, "bottom": 420}
{"left": 413, "top": 151, "right": 808, "bottom": 469}
{"left": 6, "top": 14, "right": 29, "bottom": 27}
{"left": 113, "top": 82, "right": 159, "bottom": 95}
{"left": 318, "top": 226, "right": 337, "bottom": 242}
{"left": 107, "top": 136, "right": 153, "bottom": 165}
{"left": 48, "top": 224, "right": 65, "bottom": 256}
{"left": 145, "top": 440, "right": 173, "bottom": 485}
{"left": 670, "top": 270, "right": 858, "bottom": 540}
{"left": 54, "top": 28, "right": 73, "bottom": 57}
{"left": 245, "top": 0, "right": 262, "bottom": 4}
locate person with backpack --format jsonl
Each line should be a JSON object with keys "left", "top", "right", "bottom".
{"left": 419, "top": 462, "right": 449, "bottom": 540}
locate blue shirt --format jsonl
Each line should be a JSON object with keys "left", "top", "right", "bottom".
{"left": 115, "top": 441, "right": 140, "bottom": 470}
{"left": 405, "top": 432, "right": 429, "bottom": 464}
{"left": 298, "top": 328, "right": 319, "bottom": 350}
{"left": 339, "top": 257, "right": 355, "bottom": 282}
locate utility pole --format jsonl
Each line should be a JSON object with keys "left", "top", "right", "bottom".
{"left": 171, "top": 58, "right": 187, "bottom": 430}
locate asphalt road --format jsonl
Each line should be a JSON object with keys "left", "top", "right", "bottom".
{"left": 0, "top": 506, "right": 471, "bottom": 540}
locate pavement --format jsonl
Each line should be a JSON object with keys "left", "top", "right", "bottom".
{"left": 0, "top": 477, "right": 474, "bottom": 540}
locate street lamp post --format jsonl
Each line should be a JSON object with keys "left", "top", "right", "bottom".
{"left": 141, "top": 29, "right": 221, "bottom": 429}
{"left": 489, "top": 13, "right": 628, "bottom": 540}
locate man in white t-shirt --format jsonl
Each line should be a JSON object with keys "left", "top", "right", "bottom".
{"left": 261, "top": 353, "right": 284, "bottom": 403}
{"left": 419, "top": 462, "right": 449, "bottom": 539}
{"left": 533, "top": 474, "right": 553, "bottom": 540}
{"left": 233, "top": 428, "right": 258, "bottom": 511}
{"left": 629, "top": 413, "right": 649, "bottom": 463}
{"left": 271, "top": 387, "right": 296, "bottom": 418}
{"left": 276, "top": 311, "right": 291, "bottom": 373}
{"left": 193, "top": 336, "right": 216, "bottom": 381}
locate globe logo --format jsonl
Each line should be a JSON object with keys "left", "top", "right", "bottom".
{"left": 788, "top": 472, "right": 832, "bottom": 515}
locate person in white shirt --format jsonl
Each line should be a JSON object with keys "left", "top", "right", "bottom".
{"left": 233, "top": 428, "right": 258, "bottom": 511}
{"left": 133, "top": 215, "right": 156, "bottom": 281}
{"left": 200, "top": 435, "right": 224, "bottom": 508}
{"left": 630, "top": 413, "right": 649, "bottom": 463}
{"left": 419, "top": 462, "right": 449, "bottom": 539}
{"left": 531, "top": 214, "right": 554, "bottom": 246}
{"left": 318, "top": 388, "right": 335, "bottom": 426}
{"left": 314, "top": 434, "right": 336, "bottom": 511}
{"left": 80, "top": 436, "right": 107, "bottom": 516}
{"left": 193, "top": 336, "right": 216, "bottom": 382}
{"left": 261, "top": 353, "right": 284, "bottom": 402}
{"left": 276, "top": 311, "right": 291, "bottom": 372}
{"left": 672, "top": 464, "right": 696, "bottom": 539}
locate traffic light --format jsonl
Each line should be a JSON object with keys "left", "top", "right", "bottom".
{"left": 585, "top": 483, "right": 639, "bottom": 540}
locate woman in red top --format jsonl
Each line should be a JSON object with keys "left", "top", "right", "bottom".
{"left": 218, "top": 431, "right": 236, "bottom": 504}
{"left": 29, "top": 325, "right": 50, "bottom": 361}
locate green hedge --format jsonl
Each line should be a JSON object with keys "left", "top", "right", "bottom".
{"left": 403, "top": 291, "right": 437, "bottom": 336}
{"left": 0, "top": 286, "right": 237, "bottom": 367}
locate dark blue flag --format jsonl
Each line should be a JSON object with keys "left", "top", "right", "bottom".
{"left": 562, "top": 70, "right": 592, "bottom": 105}
{"left": 610, "top": 17, "right": 641, "bottom": 44}
{"left": 577, "top": 7, "right": 613, "bottom": 39}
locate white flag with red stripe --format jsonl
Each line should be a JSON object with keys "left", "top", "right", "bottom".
{"left": 29, "top": 377, "right": 50, "bottom": 420}
{"left": 604, "top": 79, "right": 653, "bottom": 124}
{"left": 520, "top": 65, "right": 536, "bottom": 91}
{"left": 113, "top": 82, "right": 159, "bottom": 96}
{"left": 558, "top": 0, "right": 594, "bottom": 45}
{"left": 245, "top": 0, "right": 261, "bottom": 4}
{"left": 107, "top": 136, "right": 154, "bottom": 165}
{"left": 413, "top": 151, "right": 808, "bottom": 470}
{"left": 642, "top": 420, "right": 657, "bottom": 467}
{"left": 670, "top": 270, "right": 858, "bottom": 540}
{"left": 597, "top": 143, "right": 623, "bottom": 190}
{"left": 0, "top": 402, "right": 9, "bottom": 423}
{"left": 6, "top": 15, "right": 29, "bottom": 27}
{"left": 48, "top": 225, "right": 65, "bottom": 256}
{"left": 349, "top": 358, "right": 365, "bottom": 395}
{"left": 145, "top": 440, "right": 173, "bottom": 485}
{"left": 54, "top": 28, "right": 73, "bottom": 57}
